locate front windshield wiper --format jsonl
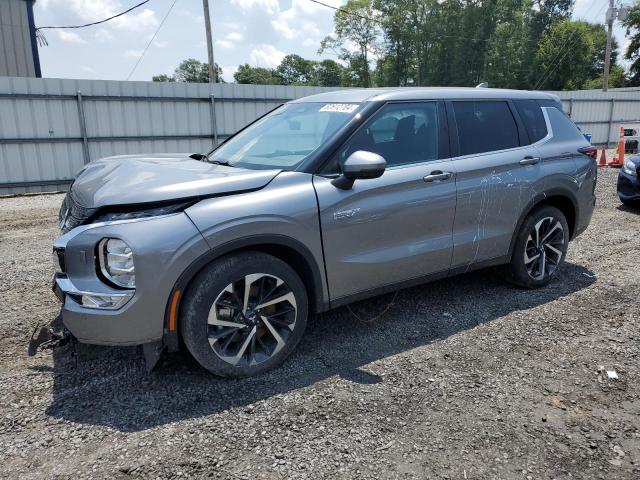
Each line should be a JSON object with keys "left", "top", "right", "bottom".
{"left": 189, "top": 153, "right": 233, "bottom": 166}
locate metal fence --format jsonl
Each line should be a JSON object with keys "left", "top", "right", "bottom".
{"left": 2, "top": 77, "right": 640, "bottom": 195}
{"left": 0, "top": 77, "right": 338, "bottom": 195}
{"left": 553, "top": 89, "right": 640, "bottom": 147}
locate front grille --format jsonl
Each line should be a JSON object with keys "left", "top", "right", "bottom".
{"left": 54, "top": 248, "right": 66, "bottom": 273}
{"left": 59, "top": 191, "right": 97, "bottom": 233}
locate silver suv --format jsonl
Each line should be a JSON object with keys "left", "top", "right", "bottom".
{"left": 52, "top": 88, "right": 597, "bottom": 377}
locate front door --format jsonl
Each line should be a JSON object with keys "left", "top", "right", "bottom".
{"left": 313, "top": 101, "right": 457, "bottom": 303}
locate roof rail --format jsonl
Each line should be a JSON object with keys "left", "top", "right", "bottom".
{"left": 475, "top": 82, "right": 489, "bottom": 88}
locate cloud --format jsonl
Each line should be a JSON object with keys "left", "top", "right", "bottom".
{"left": 250, "top": 44, "right": 286, "bottom": 68}
{"left": 93, "top": 28, "right": 114, "bottom": 42}
{"left": 55, "top": 30, "right": 87, "bottom": 44}
{"left": 227, "top": 32, "right": 244, "bottom": 42}
{"left": 153, "top": 39, "right": 169, "bottom": 48}
{"left": 231, "top": 0, "right": 279, "bottom": 15}
{"left": 39, "top": 1, "right": 158, "bottom": 32}
{"left": 216, "top": 40, "right": 233, "bottom": 49}
{"left": 124, "top": 50, "right": 143, "bottom": 58}
{"left": 81, "top": 66, "right": 96, "bottom": 74}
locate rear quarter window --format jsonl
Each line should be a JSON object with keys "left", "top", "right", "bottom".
{"left": 514, "top": 99, "right": 548, "bottom": 143}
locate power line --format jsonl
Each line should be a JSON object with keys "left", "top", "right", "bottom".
{"left": 36, "top": 0, "right": 152, "bottom": 31}
{"left": 126, "top": 0, "right": 178, "bottom": 80}
{"left": 533, "top": 0, "right": 607, "bottom": 89}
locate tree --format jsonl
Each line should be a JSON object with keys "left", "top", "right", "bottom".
{"left": 534, "top": 20, "right": 614, "bottom": 90}
{"left": 314, "top": 59, "right": 346, "bottom": 86}
{"left": 276, "top": 54, "right": 317, "bottom": 85}
{"left": 152, "top": 58, "right": 222, "bottom": 83}
{"left": 234, "top": 64, "right": 281, "bottom": 84}
{"left": 623, "top": 1, "right": 640, "bottom": 85}
{"left": 319, "top": 0, "right": 378, "bottom": 87}
{"left": 583, "top": 64, "right": 627, "bottom": 89}
{"left": 151, "top": 74, "right": 175, "bottom": 83}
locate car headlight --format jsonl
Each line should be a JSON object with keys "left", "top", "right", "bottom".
{"left": 98, "top": 238, "right": 135, "bottom": 288}
{"left": 93, "top": 201, "right": 194, "bottom": 223}
{"left": 623, "top": 157, "right": 638, "bottom": 176}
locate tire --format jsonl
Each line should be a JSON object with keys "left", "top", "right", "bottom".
{"left": 505, "top": 205, "right": 569, "bottom": 288}
{"left": 620, "top": 196, "right": 639, "bottom": 207}
{"left": 180, "top": 251, "right": 308, "bottom": 377}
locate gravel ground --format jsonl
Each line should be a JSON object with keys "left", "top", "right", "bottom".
{"left": 0, "top": 169, "right": 638, "bottom": 479}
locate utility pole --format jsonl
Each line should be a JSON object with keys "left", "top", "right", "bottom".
{"left": 202, "top": 0, "right": 216, "bottom": 83}
{"left": 603, "top": 0, "right": 615, "bottom": 91}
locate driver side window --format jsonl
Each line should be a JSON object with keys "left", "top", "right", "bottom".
{"left": 339, "top": 102, "right": 439, "bottom": 168}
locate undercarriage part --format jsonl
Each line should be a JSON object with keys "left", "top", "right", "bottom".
{"left": 142, "top": 341, "right": 165, "bottom": 372}
{"left": 27, "top": 313, "right": 73, "bottom": 356}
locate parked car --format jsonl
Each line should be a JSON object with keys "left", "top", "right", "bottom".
{"left": 617, "top": 155, "right": 640, "bottom": 205}
{"left": 51, "top": 88, "right": 597, "bottom": 377}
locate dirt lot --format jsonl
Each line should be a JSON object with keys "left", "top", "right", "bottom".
{"left": 0, "top": 168, "right": 638, "bottom": 479}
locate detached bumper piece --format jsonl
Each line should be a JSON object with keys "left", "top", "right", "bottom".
{"left": 53, "top": 275, "right": 134, "bottom": 310}
{"left": 27, "top": 313, "right": 72, "bottom": 356}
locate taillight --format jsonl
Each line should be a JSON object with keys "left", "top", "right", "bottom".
{"left": 578, "top": 146, "right": 598, "bottom": 160}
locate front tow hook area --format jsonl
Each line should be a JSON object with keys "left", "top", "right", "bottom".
{"left": 27, "top": 312, "right": 73, "bottom": 356}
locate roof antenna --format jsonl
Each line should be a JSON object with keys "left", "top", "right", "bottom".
{"left": 476, "top": 82, "right": 489, "bottom": 88}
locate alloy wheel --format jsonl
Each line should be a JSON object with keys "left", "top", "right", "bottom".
{"left": 523, "top": 216, "right": 565, "bottom": 281}
{"left": 207, "top": 273, "right": 297, "bottom": 367}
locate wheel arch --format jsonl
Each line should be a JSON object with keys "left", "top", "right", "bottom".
{"left": 162, "top": 235, "right": 328, "bottom": 351}
{"left": 508, "top": 189, "right": 578, "bottom": 261}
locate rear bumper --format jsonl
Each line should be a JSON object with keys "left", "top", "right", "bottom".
{"left": 617, "top": 170, "right": 640, "bottom": 200}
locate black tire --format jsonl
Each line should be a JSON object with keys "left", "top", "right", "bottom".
{"left": 505, "top": 205, "right": 569, "bottom": 288}
{"left": 180, "top": 251, "right": 308, "bottom": 377}
{"left": 620, "top": 196, "right": 639, "bottom": 207}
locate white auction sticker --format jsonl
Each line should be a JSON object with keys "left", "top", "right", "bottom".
{"left": 319, "top": 103, "right": 359, "bottom": 113}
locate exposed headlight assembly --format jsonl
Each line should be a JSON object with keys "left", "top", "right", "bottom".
{"left": 623, "top": 157, "right": 638, "bottom": 176}
{"left": 93, "top": 200, "right": 194, "bottom": 223}
{"left": 98, "top": 238, "right": 135, "bottom": 288}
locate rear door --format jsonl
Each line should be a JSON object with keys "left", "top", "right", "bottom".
{"left": 313, "top": 101, "right": 457, "bottom": 302}
{"left": 448, "top": 99, "right": 544, "bottom": 269}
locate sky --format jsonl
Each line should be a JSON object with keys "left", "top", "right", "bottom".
{"left": 33, "top": 0, "right": 631, "bottom": 83}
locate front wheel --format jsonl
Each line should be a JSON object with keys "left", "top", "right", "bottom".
{"left": 505, "top": 206, "right": 569, "bottom": 288}
{"left": 180, "top": 252, "right": 308, "bottom": 377}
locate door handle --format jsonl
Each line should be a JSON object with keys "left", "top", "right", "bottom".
{"left": 423, "top": 170, "right": 452, "bottom": 183}
{"left": 519, "top": 156, "right": 540, "bottom": 166}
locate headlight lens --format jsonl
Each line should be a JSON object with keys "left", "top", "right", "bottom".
{"left": 623, "top": 157, "right": 638, "bottom": 176}
{"left": 98, "top": 238, "right": 135, "bottom": 288}
{"left": 94, "top": 201, "right": 193, "bottom": 223}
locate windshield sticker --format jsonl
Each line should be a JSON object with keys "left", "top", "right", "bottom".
{"left": 320, "top": 103, "right": 359, "bottom": 113}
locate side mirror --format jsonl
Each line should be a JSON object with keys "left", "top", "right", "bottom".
{"left": 332, "top": 150, "right": 386, "bottom": 189}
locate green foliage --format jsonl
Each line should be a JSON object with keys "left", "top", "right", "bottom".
{"left": 535, "top": 21, "right": 613, "bottom": 90}
{"left": 583, "top": 64, "right": 627, "bottom": 90}
{"left": 234, "top": 64, "right": 282, "bottom": 85}
{"left": 276, "top": 54, "right": 317, "bottom": 85}
{"left": 319, "top": 0, "right": 379, "bottom": 86}
{"left": 623, "top": 1, "right": 640, "bottom": 85}
{"left": 153, "top": 58, "right": 223, "bottom": 83}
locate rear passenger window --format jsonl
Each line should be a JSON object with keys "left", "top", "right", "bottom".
{"left": 514, "top": 99, "right": 548, "bottom": 143}
{"left": 453, "top": 101, "right": 519, "bottom": 155}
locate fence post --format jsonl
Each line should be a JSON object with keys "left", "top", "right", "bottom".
{"left": 608, "top": 99, "right": 615, "bottom": 148}
{"left": 76, "top": 90, "right": 90, "bottom": 164}
{"left": 210, "top": 94, "right": 218, "bottom": 147}
{"left": 569, "top": 98, "right": 574, "bottom": 117}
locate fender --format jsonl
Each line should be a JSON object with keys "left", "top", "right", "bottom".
{"left": 162, "top": 234, "right": 328, "bottom": 351}
{"left": 507, "top": 187, "right": 579, "bottom": 261}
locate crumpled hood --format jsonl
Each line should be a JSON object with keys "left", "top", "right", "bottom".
{"left": 70, "top": 154, "right": 282, "bottom": 208}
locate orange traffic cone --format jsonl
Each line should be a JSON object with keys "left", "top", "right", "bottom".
{"left": 609, "top": 128, "right": 625, "bottom": 167}
{"left": 598, "top": 147, "right": 607, "bottom": 167}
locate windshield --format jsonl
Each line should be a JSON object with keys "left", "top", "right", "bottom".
{"left": 209, "top": 102, "right": 362, "bottom": 170}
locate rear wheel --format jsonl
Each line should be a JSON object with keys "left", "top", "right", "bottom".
{"left": 505, "top": 206, "right": 569, "bottom": 288}
{"left": 180, "top": 252, "right": 308, "bottom": 377}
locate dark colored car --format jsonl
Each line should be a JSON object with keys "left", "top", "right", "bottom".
{"left": 618, "top": 155, "right": 640, "bottom": 205}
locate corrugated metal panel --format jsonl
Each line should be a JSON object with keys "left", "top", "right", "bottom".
{"left": 5, "top": 77, "right": 640, "bottom": 194}
{"left": 0, "top": 0, "right": 35, "bottom": 77}
{"left": 549, "top": 89, "right": 640, "bottom": 145}
{"left": 0, "top": 77, "right": 340, "bottom": 194}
